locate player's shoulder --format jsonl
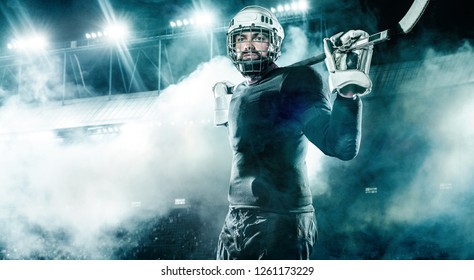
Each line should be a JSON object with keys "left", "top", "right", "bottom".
{"left": 232, "top": 81, "right": 248, "bottom": 95}
{"left": 283, "top": 65, "right": 321, "bottom": 79}
{"left": 279, "top": 65, "right": 322, "bottom": 85}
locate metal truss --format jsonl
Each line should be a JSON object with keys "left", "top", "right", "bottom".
{"left": 0, "top": 12, "right": 325, "bottom": 105}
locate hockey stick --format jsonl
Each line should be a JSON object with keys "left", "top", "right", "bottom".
{"left": 291, "top": 0, "right": 430, "bottom": 67}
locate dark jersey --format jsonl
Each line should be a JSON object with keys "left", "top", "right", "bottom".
{"left": 227, "top": 65, "right": 362, "bottom": 213}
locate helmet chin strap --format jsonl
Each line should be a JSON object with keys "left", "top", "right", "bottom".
{"left": 240, "top": 61, "right": 278, "bottom": 84}
{"left": 237, "top": 57, "right": 271, "bottom": 75}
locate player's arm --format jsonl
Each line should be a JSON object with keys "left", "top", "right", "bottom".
{"left": 302, "top": 93, "right": 362, "bottom": 161}
{"left": 212, "top": 81, "right": 234, "bottom": 127}
{"left": 302, "top": 30, "right": 373, "bottom": 160}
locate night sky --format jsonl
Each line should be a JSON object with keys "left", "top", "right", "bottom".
{"left": 0, "top": 0, "right": 472, "bottom": 51}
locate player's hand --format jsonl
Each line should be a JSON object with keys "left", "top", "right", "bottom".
{"left": 323, "top": 30, "right": 373, "bottom": 97}
{"left": 212, "top": 81, "right": 234, "bottom": 126}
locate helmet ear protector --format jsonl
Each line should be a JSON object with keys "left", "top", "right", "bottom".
{"left": 227, "top": 6, "right": 284, "bottom": 75}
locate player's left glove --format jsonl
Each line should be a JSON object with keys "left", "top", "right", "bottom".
{"left": 324, "top": 30, "right": 373, "bottom": 97}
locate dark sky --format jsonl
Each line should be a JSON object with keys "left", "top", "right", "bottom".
{"left": 0, "top": 0, "right": 472, "bottom": 49}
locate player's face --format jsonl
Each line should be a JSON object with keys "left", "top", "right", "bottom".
{"left": 234, "top": 31, "right": 269, "bottom": 61}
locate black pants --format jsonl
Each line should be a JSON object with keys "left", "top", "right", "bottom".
{"left": 216, "top": 207, "right": 317, "bottom": 260}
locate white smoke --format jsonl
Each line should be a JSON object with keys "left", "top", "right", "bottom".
{"left": 279, "top": 26, "right": 312, "bottom": 66}
{"left": 384, "top": 44, "right": 474, "bottom": 225}
{"left": 0, "top": 55, "right": 244, "bottom": 259}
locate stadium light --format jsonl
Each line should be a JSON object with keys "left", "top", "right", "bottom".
{"left": 193, "top": 11, "right": 214, "bottom": 27}
{"left": 271, "top": 1, "right": 309, "bottom": 15}
{"left": 7, "top": 34, "right": 48, "bottom": 52}
{"left": 169, "top": 10, "right": 215, "bottom": 29}
{"left": 298, "top": 0, "right": 309, "bottom": 11}
{"left": 85, "top": 21, "right": 130, "bottom": 43}
{"left": 104, "top": 22, "right": 129, "bottom": 41}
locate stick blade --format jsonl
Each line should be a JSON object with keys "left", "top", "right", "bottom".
{"left": 397, "top": 0, "right": 430, "bottom": 34}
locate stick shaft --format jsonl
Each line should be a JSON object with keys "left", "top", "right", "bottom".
{"left": 289, "top": 53, "right": 326, "bottom": 67}
{"left": 290, "top": 30, "right": 390, "bottom": 67}
{"left": 291, "top": 0, "right": 430, "bottom": 67}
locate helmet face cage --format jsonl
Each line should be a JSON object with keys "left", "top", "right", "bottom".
{"left": 226, "top": 6, "right": 284, "bottom": 75}
{"left": 227, "top": 26, "right": 282, "bottom": 75}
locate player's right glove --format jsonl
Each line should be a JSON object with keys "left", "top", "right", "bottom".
{"left": 212, "top": 81, "right": 234, "bottom": 126}
{"left": 324, "top": 30, "right": 373, "bottom": 97}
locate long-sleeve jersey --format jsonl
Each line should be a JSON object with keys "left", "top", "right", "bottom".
{"left": 226, "top": 65, "right": 362, "bottom": 213}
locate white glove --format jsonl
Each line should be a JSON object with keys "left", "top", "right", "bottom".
{"left": 324, "top": 30, "right": 373, "bottom": 97}
{"left": 212, "top": 81, "right": 234, "bottom": 126}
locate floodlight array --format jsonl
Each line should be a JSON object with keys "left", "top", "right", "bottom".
{"left": 85, "top": 22, "right": 130, "bottom": 42}
{"left": 7, "top": 35, "right": 48, "bottom": 52}
{"left": 270, "top": 0, "right": 309, "bottom": 15}
{"left": 3, "top": 3, "right": 311, "bottom": 52}
{"left": 169, "top": 11, "right": 214, "bottom": 29}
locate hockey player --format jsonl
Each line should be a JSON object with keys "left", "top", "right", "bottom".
{"left": 213, "top": 5, "right": 373, "bottom": 260}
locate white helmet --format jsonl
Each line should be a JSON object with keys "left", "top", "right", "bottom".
{"left": 227, "top": 6, "right": 285, "bottom": 75}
